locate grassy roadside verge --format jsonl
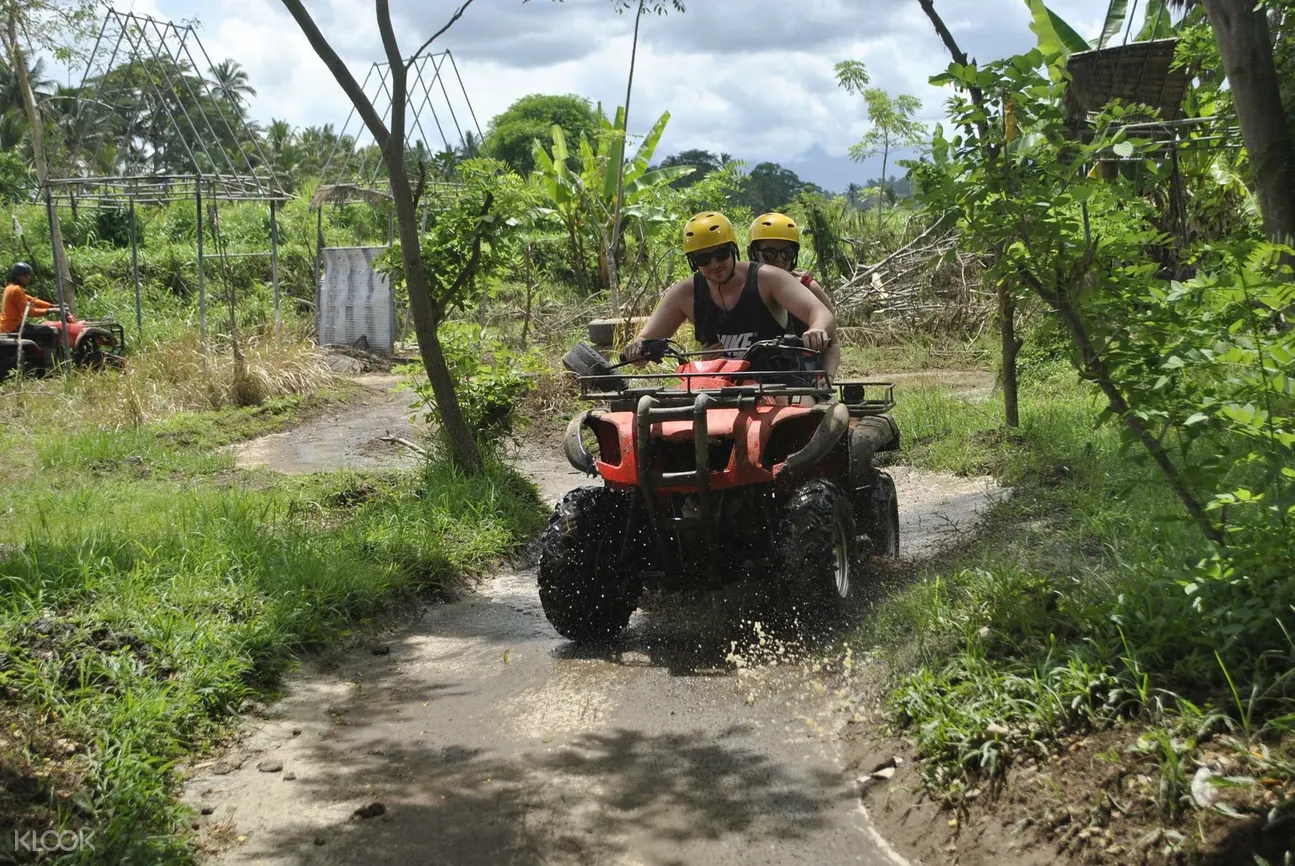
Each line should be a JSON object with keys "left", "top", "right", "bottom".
{"left": 0, "top": 356, "right": 546, "bottom": 864}
{"left": 859, "top": 363, "right": 1294, "bottom": 864}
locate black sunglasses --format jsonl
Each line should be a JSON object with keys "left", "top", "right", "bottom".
{"left": 688, "top": 245, "right": 734, "bottom": 268}
{"left": 757, "top": 245, "right": 797, "bottom": 264}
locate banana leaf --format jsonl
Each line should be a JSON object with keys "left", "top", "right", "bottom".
{"left": 1026, "top": 0, "right": 1091, "bottom": 58}
{"left": 1137, "top": 0, "right": 1175, "bottom": 40}
{"left": 1097, "top": 0, "right": 1129, "bottom": 49}
{"left": 602, "top": 106, "right": 627, "bottom": 202}
{"left": 623, "top": 165, "right": 694, "bottom": 197}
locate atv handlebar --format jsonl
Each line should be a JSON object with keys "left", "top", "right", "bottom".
{"left": 619, "top": 335, "right": 824, "bottom": 367}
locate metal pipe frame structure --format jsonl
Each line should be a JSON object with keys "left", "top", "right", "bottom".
{"left": 316, "top": 50, "right": 483, "bottom": 207}
{"left": 33, "top": 9, "right": 291, "bottom": 354}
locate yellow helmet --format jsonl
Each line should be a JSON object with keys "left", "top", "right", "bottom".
{"left": 749, "top": 212, "right": 801, "bottom": 245}
{"left": 682, "top": 212, "right": 737, "bottom": 254}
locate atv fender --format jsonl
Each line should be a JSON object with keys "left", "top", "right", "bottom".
{"left": 76, "top": 326, "right": 118, "bottom": 348}
{"left": 775, "top": 402, "right": 850, "bottom": 477}
{"left": 564, "top": 410, "right": 600, "bottom": 476}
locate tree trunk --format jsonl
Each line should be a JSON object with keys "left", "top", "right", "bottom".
{"left": 1202, "top": 0, "right": 1295, "bottom": 244}
{"left": 4, "top": 1, "right": 74, "bottom": 311}
{"left": 606, "top": 0, "right": 647, "bottom": 317}
{"left": 520, "top": 243, "right": 536, "bottom": 349}
{"left": 280, "top": 0, "right": 483, "bottom": 471}
{"left": 878, "top": 144, "right": 889, "bottom": 235}
{"left": 386, "top": 138, "right": 482, "bottom": 471}
{"left": 999, "top": 283, "right": 1020, "bottom": 427}
{"left": 917, "top": 0, "right": 1020, "bottom": 427}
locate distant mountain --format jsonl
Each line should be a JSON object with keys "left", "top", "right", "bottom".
{"left": 780, "top": 143, "right": 921, "bottom": 197}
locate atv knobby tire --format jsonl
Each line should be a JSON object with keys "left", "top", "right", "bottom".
{"left": 562, "top": 342, "right": 627, "bottom": 392}
{"left": 538, "top": 486, "right": 642, "bottom": 642}
{"left": 867, "top": 471, "right": 900, "bottom": 558}
{"left": 777, "top": 479, "right": 858, "bottom": 621}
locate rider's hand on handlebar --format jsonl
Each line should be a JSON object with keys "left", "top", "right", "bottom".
{"left": 621, "top": 338, "right": 672, "bottom": 365}
{"left": 801, "top": 329, "right": 830, "bottom": 352}
{"left": 621, "top": 339, "right": 647, "bottom": 365}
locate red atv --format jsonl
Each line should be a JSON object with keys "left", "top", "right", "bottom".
{"left": 0, "top": 313, "right": 125, "bottom": 380}
{"left": 542, "top": 336, "right": 901, "bottom": 642}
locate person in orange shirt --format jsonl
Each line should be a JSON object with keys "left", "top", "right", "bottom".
{"left": 1, "top": 262, "right": 64, "bottom": 354}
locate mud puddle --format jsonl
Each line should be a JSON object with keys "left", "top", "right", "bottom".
{"left": 232, "top": 375, "right": 423, "bottom": 474}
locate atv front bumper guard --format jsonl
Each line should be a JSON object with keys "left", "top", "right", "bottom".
{"left": 565, "top": 393, "right": 852, "bottom": 579}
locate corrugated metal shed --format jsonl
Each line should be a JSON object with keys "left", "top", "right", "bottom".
{"left": 317, "top": 246, "right": 396, "bottom": 355}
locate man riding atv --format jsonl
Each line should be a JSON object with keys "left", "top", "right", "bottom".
{"left": 544, "top": 214, "right": 902, "bottom": 643}
{"left": 623, "top": 212, "right": 835, "bottom": 364}
{"left": 1, "top": 262, "right": 66, "bottom": 357}
{"left": 0, "top": 262, "right": 124, "bottom": 378}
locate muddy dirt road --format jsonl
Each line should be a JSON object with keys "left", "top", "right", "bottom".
{"left": 191, "top": 378, "right": 998, "bottom": 865}
{"left": 232, "top": 375, "right": 422, "bottom": 474}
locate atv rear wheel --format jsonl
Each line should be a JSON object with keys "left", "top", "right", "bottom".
{"left": 777, "top": 479, "right": 858, "bottom": 621}
{"left": 538, "top": 486, "right": 642, "bottom": 642}
{"left": 865, "top": 471, "right": 900, "bottom": 558}
{"left": 562, "top": 342, "right": 627, "bottom": 392}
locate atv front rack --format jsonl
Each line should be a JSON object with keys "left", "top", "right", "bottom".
{"left": 577, "top": 371, "right": 896, "bottom": 416}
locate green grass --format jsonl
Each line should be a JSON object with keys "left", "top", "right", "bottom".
{"left": 861, "top": 363, "right": 1295, "bottom": 817}
{"left": 0, "top": 352, "right": 546, "bottom": 864}
{"left": 839, "top": 337, "right": 992, "bottom": 376}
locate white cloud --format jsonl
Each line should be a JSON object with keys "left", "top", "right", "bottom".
{"left": 104, "top": 0, "right": 1136, "bottom": 190}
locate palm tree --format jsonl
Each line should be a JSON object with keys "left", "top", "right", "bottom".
{"left": 455, "top": 129, "right": 480, "bottom": 161}
{"left": 0, "top": 56, "right": 52, "bottom": 155}
{"left": 845, "top": 182, "right": 865, "bottom": 209}
{"left": 208, "top": 59, "right": 256, "bottom": 117}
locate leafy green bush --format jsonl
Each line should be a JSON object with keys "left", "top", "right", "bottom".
{"left": 403, "top": 320, "right": 544, "bottom": 448}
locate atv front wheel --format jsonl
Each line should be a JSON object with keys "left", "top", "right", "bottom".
{"left": 538, "top": 486, "right": 642, "bottom": 642}
{"left": 777, "top": 479, "right": 858, "bottom": 620}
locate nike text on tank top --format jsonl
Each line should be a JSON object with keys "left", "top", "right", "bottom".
{"left": 692, "top": 263, "right": 787, "bottom": 356}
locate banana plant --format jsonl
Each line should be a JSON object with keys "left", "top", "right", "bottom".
{"left": 1027, "top": 0, "right": 1179, "bottom": 66}
{"left": 532, "top": 107, "right": 693, "bottom": 293}
{"left": 532, "top": 126, "right": 594, "bottom": 291}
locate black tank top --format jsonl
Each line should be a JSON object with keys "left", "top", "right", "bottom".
{"left": 692, "top": 263, "right": 787, "bottom": 357}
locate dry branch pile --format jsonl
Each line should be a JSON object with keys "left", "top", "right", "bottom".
{"left": 832, "top": 225, "right": 990, "bottom": 338}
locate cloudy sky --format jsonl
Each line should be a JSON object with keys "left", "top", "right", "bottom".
{"left": 95, "top": 0, "right": 1126, "bottom": 191}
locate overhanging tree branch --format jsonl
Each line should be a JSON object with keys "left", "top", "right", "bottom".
{"left": 277, "top": 0, "right": 390, "bottom": 147}
{"left": 915, "top": 0, "right": 991, "bottom": 144}
{"left": 406, "top": 0, "right": 477, "bottom": 69}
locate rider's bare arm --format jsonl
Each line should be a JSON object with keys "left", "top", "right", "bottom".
{"left": 760, "top": 267, "right": 835, "bottom": 344}
{"left": 625, "top": 280, "right": 693, "bottom": 362}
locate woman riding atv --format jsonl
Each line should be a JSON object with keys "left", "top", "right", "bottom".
{"left": 623, "top": 212, "right": 835, "bottom": 364}
{"left": 747, "top": 212, "right": 841, "bottom": 379}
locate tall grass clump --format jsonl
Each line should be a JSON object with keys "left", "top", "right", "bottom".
{"left": 864, "top": 363, "right": 1295, "bottom": 812}
{"left": 0, "top": 455, "right": 545, "bottom": 862}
